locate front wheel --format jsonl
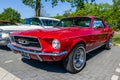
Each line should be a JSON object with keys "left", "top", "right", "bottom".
{"left": 63, "top": 44, "right": 86, "bottom": 73}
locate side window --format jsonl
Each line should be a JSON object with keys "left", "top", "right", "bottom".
{"left": 48, "top": 20, "right": 53, "bottom": 26}
{"left": 42, "top": 19, "right": 53, "bottom": 26}
{"left": 53, "top": 21, "right": 59, "bottom": 26}
{"left": 42, "top": 19, "right": 46, "bottom": 26}
{"left": 93, "top": 18, "right": 104, "bottom": 28}
{"left": 29, "top": 18, "right": 41, "bottom": 25}
{"left": 23, "top": 18, "right": 42, "bottom": 26}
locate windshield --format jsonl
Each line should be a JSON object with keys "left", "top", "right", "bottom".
{"left": 41, "top": 19, "right": 59, "bottom": 26}
{"left": 56, "top": 17, "right": 91, "bottom": 28}
{"left": 23, "top": 18, "right": 42, "bottom": 26}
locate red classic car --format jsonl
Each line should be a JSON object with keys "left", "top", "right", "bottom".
{"left": 8, "top": 16, "right": 114, "bottom": 73}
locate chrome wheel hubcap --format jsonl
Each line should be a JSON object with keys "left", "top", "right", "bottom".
{"left": 109, "top": 37, "right": 112, "bottom": 47}
{"left": 73, "top": 47, "right": 85, "bottom": 70}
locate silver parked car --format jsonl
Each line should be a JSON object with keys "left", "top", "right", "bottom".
{"left": 0, "top": 17, "right": 60, "bottom": 46}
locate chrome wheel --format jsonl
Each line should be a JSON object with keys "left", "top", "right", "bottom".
{"left": 73, "top": 47, "right": 86, "bottom": 70}
{"left": 108, "top": 37, "right": 112, "bottom": 48}
{"left": 105, "top": 36, "right": 112, "bottom": 50}
{"left": 63, "top": 44, "right": 86, "bottom": 73}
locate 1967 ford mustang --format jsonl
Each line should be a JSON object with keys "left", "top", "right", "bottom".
{"left": 8, "top": 16, "right": 114, "bottom": 73}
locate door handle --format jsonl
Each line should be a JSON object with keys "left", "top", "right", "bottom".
{"left": 103, "top": 29, "right": 107, "bottom": 31}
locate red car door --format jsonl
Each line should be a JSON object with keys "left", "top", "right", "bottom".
{"left": 92, "top": 18, "right": 107, "bottom": 48}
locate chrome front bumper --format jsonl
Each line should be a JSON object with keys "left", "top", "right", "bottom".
{"left": 8, "top": 43, "right": 67, "bottom": 61}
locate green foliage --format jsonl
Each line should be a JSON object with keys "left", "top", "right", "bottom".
{"left": 113, "top": 34, "right": 120, "bottom": 44}
{"left": 63, "top": 9, "right": 72, "bottom": 17}
{"left": 52, "top": 14, "right": 63, "bottom": 19}
{"left": 65, "top": 0, "right": 95, "bottom": 10}
{"left": 22, "top": 0, "right": 36, "bottom": 8}
{"left": 22, "top": 0, "right": 67, "bottom": 16}
{"left": 19, "top": 19, "right": 25, "bottom": 23}
{"left": 0, "top": 8, "right": 21, "bottom": 22}
{"left": 22, "top": 0, "right": 40, "bottom": 16}
{"left": 22, "top": 0, "right": 91, "bottom": 16}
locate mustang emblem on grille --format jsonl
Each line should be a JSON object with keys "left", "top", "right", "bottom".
{"left": 18, "top": 38, "right": 29, "bottom": 45}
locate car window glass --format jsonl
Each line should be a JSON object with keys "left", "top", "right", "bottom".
{"left": 53, "top": 21, "right": 59, "bottom": 26}
{"left": 23, "top": 18, "right": 42, "bottom": 26}
{"left": 93, "top": 19, "right": 104, "bottom": 28}
{"left": 42, "top": 19, "right": 51, "bottom": 26}
{"left": 41, "top": 19, "right": 59, "bottom": 26}
{"left": 56, "top": 17, "right": 91, "bottom": 28}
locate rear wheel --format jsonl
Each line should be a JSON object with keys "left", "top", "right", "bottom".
{"left": 63, "top": 44, "right": 86, "bottom": 73}
{"left": 105, "top": 36, "right": 112, "bottom": 50}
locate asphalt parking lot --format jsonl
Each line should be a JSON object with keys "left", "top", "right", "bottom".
{"left": 0, "top": 46, "right": 120, "bottom": 80}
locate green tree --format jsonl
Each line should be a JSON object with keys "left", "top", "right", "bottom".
{"left": 22, "top": 0, "right": 66, "bottom": 17}
{"left": 22, "top": 0, "right": 96, "bottom": 17}
{"left": 0, "top": 8, "right": 21, "bottom": 22}
{"left": 22, "top": 0, "right": 39, "bottom": 16}
{"left": 63, "top": 9, "right": 72, "bottom": 17}
{"left": 112, "top": 0, "right": 120, "bottom": 30}
{"left": 68, "top": 0, "right": 95, "bottom": 10}
{"left": 53, "top": 13, "right": 63, "bottom": 19}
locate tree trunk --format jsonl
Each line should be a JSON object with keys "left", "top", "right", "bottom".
{"left": 36, "top": 0, "right": 40, "bottom": 16}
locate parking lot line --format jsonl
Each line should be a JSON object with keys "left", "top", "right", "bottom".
{"left": 4, "top": 60, "right": 13, "bottom": 64}
{"left": 117, "top": 44, "right": 120, "bottom": 46}
{"left": 115, "top": 68, "right": 120, "bottom": 73}
{"left": 0, "top": 67, "right": 21, "bottom": 80}
{"left": 0, "top": 67, "right": 8, "bottom": 79}
{"left": 111, "top": 75, "right": 119, "bottom": 80}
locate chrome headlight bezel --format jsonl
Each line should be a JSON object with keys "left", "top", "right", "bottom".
{"left": 52, "top": 39, "right": 60, "bottom": 49}
{"left": 1, "top": 33, "right": 9, "bottom": 39}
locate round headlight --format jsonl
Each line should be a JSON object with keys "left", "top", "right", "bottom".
{"left": 52, "top": 39, "right": 60, "bottom": 49}
{"left": 2, "top": 33, "right": 9, "bottom": 38}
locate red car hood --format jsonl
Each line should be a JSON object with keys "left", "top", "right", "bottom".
{"left": 10, "top": 27, "right": 90, "bottom": 39}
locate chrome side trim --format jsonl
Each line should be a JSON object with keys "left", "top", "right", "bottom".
{"left": 8, "top": 43, "right": 67, "bottom": 56}
{"left": 86, "top": 43, "right": 105, "bottom": 53}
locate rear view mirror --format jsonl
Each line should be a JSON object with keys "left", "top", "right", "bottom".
{"left": 106, "top": 23, "right": 112, "bottom": 28}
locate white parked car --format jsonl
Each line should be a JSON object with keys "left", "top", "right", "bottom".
{"left": 0, "top": 17, "right": 60, "bottom": 45}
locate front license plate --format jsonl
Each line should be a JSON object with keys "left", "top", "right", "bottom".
{"left": 21, "top": 52, "right": 30, "bottom": 59}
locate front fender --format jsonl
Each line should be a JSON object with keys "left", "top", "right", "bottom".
{"left": 106, "top": 30, "right": 114, "bottom": 41}
{"left": 67, "top": 38, "right": 86, "bottom": 54}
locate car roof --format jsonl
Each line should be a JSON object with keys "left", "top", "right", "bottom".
{"left": 28, "top": 17, "right": 60, "bottom": 21}
{"left": 62, "top": 16, "right": 96, "bottom": 19}
{"left": 38, "top": 17, "right": 60, "bottom": 21}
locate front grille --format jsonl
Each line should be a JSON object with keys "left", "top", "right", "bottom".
{"left": 13, "top": 36, "right": 41, "bottom": 50}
